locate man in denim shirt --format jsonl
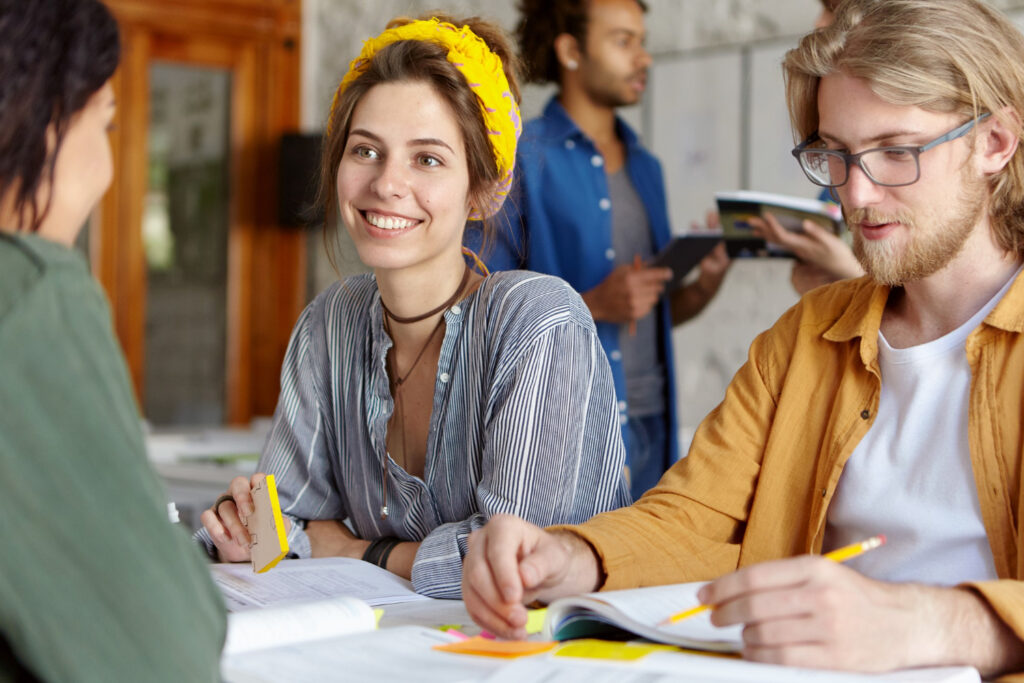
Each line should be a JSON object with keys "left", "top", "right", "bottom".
{"left": 481, "top": 0, "right": 729, "bottom": 499}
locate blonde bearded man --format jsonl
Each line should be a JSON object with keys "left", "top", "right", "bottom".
{"left": 462, "top": 0, "right": 1024, "bottom": 676}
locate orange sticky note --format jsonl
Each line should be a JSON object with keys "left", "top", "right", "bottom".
{"left": 432, "top": 636, "right": 558, "bottom": 659}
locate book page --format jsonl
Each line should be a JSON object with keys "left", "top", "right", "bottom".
{"left": 223, "top": 595, "right": 374, "bottom": 656}
{"left": 211, "top": 557, "right": 428, "bottom": 611}
{"left": 548, "top": 582, "right": 743, "bottom": 650}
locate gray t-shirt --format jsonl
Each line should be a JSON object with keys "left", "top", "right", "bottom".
{"left": 608, "top": 169, "right": 666, "bottom": 418}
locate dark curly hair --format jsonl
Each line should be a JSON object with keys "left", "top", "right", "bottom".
{"left": 516, "top": 0, "right": 647, "bottom": 85}
{"left": 0, "top": 0, "right": 121, "bottom": 232}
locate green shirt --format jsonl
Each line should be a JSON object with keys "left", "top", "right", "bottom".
{"left": 0, "top": 233, "right": 225, "bottom": 682}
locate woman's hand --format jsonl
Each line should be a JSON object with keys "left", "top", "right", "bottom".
{"left": 749, "top": 213, "right": 864, "bottom": 294}
{"left": 199, "top": 472, "right": 291, "bottom": 562}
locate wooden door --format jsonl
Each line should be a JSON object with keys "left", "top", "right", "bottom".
{"left": 97, "top": 0, "right": 304, "bottom": 424}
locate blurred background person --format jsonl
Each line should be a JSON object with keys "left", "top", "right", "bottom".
{"left": 481, "top": 0, "right": 730, "bottom": 500}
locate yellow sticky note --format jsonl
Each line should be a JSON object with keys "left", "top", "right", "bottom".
{"left": 433, "top": 636, "right": 558, "bottom": 659}
{"left": 554, "top": 639, "right": 676, "bottom": 661}
{"left": 524, "top": 608, "right": 547, "bottom": 635}
{"left": 373, "top": 609, "right": 384, "bottom": 628}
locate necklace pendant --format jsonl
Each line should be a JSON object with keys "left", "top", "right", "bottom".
{"left": 380, "top": 505, "right": 388, "bottom": 520}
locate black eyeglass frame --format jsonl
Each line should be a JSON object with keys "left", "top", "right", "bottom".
{"left": 791, "top": 113, "right": 991, "bottom": 189}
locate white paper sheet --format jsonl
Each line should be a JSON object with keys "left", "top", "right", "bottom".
{"left": 224, "top": 595, "right": 374, "bottom": 656}
{"left": 211, "top": 557, "right": 428, "bottom": 610}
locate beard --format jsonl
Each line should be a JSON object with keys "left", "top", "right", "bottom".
{"left": 847, "top": 174, "right": 987, "bottom": 286}
{"left": 580, "top": 66, "right": 646, "bottom": 109}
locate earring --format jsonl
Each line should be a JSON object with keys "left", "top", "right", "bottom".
{"left": 566, "top": 59, "right": 578, "bottom": 71}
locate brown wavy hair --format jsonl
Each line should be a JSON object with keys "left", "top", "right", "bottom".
{"left": 786, "top": 0, "right": 1024, "bottom": 256}
{"left": 317, "top": 13, "right": 521, "bottom": 269}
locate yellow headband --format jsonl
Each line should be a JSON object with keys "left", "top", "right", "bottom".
{"left": 329, "top": 18, "right": 521, "bottom": 220}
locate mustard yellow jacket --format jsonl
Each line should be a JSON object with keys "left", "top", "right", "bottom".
{"left": 570, "top": 273, "right": 1024, "bottom": 667}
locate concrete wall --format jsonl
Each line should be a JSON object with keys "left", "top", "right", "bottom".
{"left": 300, "top": 0, "right": 1024, "bottom": 449}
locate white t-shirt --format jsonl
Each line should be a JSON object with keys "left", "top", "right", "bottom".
{"left": 823, "top": 270, "right": 1020, "bottom": 585}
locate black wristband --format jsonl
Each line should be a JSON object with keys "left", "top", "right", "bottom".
{"left": 376, "top": 538, "right": 400, "bottom": 569}
{"left": 362, "top": 536, "right": 401, "bottom": 568}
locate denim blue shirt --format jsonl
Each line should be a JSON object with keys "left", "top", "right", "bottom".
{"left": 475, "top": 97, "right": 679, "bottom": 463}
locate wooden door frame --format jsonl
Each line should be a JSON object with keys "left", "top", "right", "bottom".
{"left": 99, "top": 0, "right": 304, "bottom": 424}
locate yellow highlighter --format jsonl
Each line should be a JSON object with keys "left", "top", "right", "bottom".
{"left": 659, "top": 534, "right": 887, "bottom": 626}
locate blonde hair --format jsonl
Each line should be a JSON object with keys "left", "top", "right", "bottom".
{"left": 784, "top": 0, "right": 1024, "bottom": 255}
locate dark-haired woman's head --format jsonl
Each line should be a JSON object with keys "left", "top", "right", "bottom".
{"left": 0, "top": 0, "right": 120, "bottom": 240}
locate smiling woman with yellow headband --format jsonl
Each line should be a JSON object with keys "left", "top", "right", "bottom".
{"left": 198, "top": 14, "right": 629, "bottom": 598}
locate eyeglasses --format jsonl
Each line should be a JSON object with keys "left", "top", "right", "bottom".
{"left": 791, "top": 113, "right": 990, "bottom": 188}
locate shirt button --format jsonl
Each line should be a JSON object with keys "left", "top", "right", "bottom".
{"left": 450, "top": 304, "right": 461, "bottom": 315}
{"left": 617, "top": 400, "right": 627, "bottom": 411}
{"left": 591, "top": 155, "right": 604, "bottom": 167}
{"left": 605, "top": 248, "right": 615, "bottom": 260}
{"left": 860, "top": 409, "right": 870, "bottom": 420}
{"left": 440, "top": 372, "right": 450, "bottom": 383}
{"left": 619, "top": 414, "right": 628, "bottom": 426}
{"left": 610, "top": 350, "right": 622, "bottom": 361}
{"left": 599, "top": 198, "right": 611, "bottom": 211}
{"left": 565, "top": 139, "right": 576, "bottom": 150}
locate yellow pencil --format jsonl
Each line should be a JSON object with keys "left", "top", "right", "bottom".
{"left": 658, "top": 534, "right": 887, "bottom": 626}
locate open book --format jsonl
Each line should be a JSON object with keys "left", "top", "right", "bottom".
{"left": 211, "top": 557, "right": 428, "bottom": 656}
{"left": 543, "top": 581, "right": 742, "bottom": 652}
{"left": 716, "top": 190, "right": 844, "bottom": 258}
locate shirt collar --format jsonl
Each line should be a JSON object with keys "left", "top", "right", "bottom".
{"left": 821, "top": 277, "right": 889, "bottom": 369}
{"left": 540, "top": 95, "right": 643, "bottom": 151}
{"left": 983, "top": 266, "right": 1024, "bottom": 333}
{"left": 822, "top": 265, "right": 1024, "bottom": 365}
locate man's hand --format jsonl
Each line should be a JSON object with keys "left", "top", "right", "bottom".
{"left": 462, "top": 515, "right": 601, "bottom": 640}
{"left": 670, "top": 242, "right": 730, "bottom": 325}
{"left": 700, "top": 555, "right": 1024, "bottom": 676}
{"left": 582, "top": 263, "right": 672, "bottom": 324}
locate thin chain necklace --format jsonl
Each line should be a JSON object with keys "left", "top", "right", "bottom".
{"left": 377, "top": 265, "right": 471, "bottom": 519}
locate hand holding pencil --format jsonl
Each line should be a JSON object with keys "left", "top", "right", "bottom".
{"left": 677, "top": 533, "right": 986, "bottom": 672}
{"left": 660, "top": 535, "right": 886, "bottom": 625}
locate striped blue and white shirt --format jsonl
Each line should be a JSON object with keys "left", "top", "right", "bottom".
{"left": 238, "top": 270, "right": 629, "bottom": 598}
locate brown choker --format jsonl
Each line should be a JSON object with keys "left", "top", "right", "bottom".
{"left": 378, "top": 264, "right": 471, "bottom": 519}
{"left": 380, "top": 265, "right": 471, "bottom": 324}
